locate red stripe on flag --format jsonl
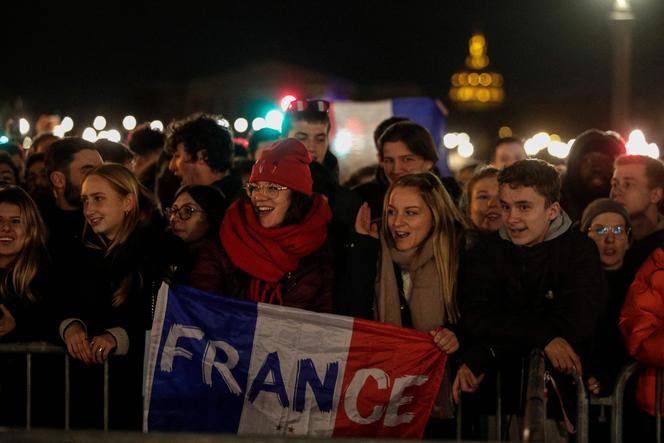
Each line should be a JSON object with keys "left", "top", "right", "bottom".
{"left": 332, "top": 318, "right": 447, "bottom": 438}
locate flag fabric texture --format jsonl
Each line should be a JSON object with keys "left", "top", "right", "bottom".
{"left": 144, "top": 284, "right": 448, "bottom": 438}
{"left": 330, "top": 97, "right": 449, "bottom": 181}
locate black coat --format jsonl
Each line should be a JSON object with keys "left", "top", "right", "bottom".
{"left": 458, "top": 227, "right": 605, "bottom": 375}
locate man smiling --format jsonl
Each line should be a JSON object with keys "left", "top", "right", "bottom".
{"left": 457, "top": 159, "right": 603, "bottom": 436}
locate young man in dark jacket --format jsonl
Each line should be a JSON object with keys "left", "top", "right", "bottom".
{"left": 457, "top": 159, "right": 604, "bottom": 435}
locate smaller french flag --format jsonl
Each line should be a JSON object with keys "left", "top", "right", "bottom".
{"left": 330, "top": 97, "right": 449, "bottom": 181}
{"left": 144, "top": 284, "right": 447, "bottom": 438}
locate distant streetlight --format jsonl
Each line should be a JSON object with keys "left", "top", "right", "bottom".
{"left": 93, "top": 116, "right": 107, "bottom": 131}
{"left": 610, "top": 0, "right": 634, "bottom": 134}
{"left": 123, "top": 115, "right": 137, "bottom": 131}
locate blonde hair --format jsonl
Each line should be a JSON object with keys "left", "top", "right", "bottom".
{"left": 82, "top": 163, "right": 154, "bottom": 306}
{"left": 381, "top": 172, "right": 467, "bottom": 324}
{"left": 0, "top": 186, "right": 48, "bottom": 302}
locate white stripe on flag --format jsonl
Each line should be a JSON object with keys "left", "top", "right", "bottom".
{"left": 237, "top": 304, "right": 354, "bottom": 437}
{"left": 331, "top": 99, "right": 392, "bottom": 182}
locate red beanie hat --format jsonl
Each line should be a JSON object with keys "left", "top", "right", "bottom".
{"left": 249, "top": 138, "right": 313, "bottom": 196}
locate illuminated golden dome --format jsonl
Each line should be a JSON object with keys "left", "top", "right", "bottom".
{"left": 449, "top": 33, "right": 504, "bottom": 109}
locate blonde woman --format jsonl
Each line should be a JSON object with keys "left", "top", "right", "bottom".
{"left": 60, "top": 163, "right": 179, "bottom": 429}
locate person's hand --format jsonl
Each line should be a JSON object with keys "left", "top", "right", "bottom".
{"left": 90, "top": 333, "right": 118, "bottom": 364}
{"left": 355, "top": 203, "right": 379, "bottom": 239}
{"left": 64, "top": 322, "right": 94, "bottom": 364}
{"left": 544, "top": 337, "right": 582, "bottom": 375}
{"left": 0, "top": 305, "right": 16, "bottom": 337}
{"left": 429, "top": 327, "right": 459, "bottom": 354}
{"left": 587, "top": 376, "right": 601, "bottom": 395}
{"left": 452, "top": 364, "right": 485, "bottom": 403}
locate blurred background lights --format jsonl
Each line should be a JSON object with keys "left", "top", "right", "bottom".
{"left": 0, "top": 135, "right": 8, "bottom": 144}
{"left": 280, "top": 95, "right": 297, "bottom": 111}
{"left": 498, "top": 126, "right": 512, "bottom": 138}
{"left": 626, "top": 129, "right": 659, "bottom": 158}
{"left": 457, "top": 132, "right": 470, "bottom": 144}
{"left": 82, "top": 127, "right": 97, "bottom": 142}
{"left": 265, "top": 110, "right": 284, "bottom": 131}
{"left": 443, "top": 133, "right": 459, "bottom": 149}
{"left": 233, "top": 118, "right": 248, "bottom": 133}
{"left": 106, "top": 129, "right": 121, "bottom": 142}
{"left": 252, "top": 117, "right": 266, "bottom": 131}
{"left": 457, "top": 142, "right": 474, "bottom": 158}
{"left": 60, "top": 116, "right": 74, "bottom": 133}
{"left": 22, "top": 137, "right": 32, "bottom": 150}
{"left": 150, "top": 120, "right": 164, "bottom": 132}
{"left": 53, "top": 125, "right": 65, "bottom": 138}
{"left": 93, "top": 116, "right": 107, "bottom": 131}
{"left": 217, "top": 119, "right": 230, "bottom": 128}
{"left": 122, "top": 115, "right": 137, "bottom": 131}
{"left": 547, "top": 140, "right": 571, "bottom": 159}
{"left": 332, "top": 129, "right": 353, "bottom": 157}
{"left": 19, "top": 118, "right": 30, "bottom": 135}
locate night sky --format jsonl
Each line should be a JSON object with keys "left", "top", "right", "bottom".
{"left": 3, "top": 0, "right": 664, "bottom": 142}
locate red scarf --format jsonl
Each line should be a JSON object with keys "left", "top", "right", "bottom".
{"left": 220, "top": 194, "right": 332, "bottom": 304}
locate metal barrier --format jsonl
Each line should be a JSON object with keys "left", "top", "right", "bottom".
{"left": 522, "top": 349, "right": 546, "bottom": 442}
{"left": 0, "top": 342, "right": 109, "bottom": 431}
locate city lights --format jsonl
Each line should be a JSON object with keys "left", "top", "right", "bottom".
{"left": 150, "top": 120, "right": 164, "bottom": 132}
{"left": 457, "top": 142, "right": 474, "bottom": 158}
{"left": 443, "top": 133, "right": 459, "bottom": 149}
{"left": 123, "top": 115, "right": 137, "bottom": 131}
{"left": 265, "top": 110, "right": 284, "bottom": 131}
{"left": 626, "top": 129, "right": 659, "bottom": 158}
{"left": 60, "top": 116, "right": 74, "bottom": 133}
{"left": 234, "top": 118, "right": 249, "bottom": 133}
{"left": 53, "top": 125, "right": 65, "bottom": 138}
{"left": 217, "top": 119, "right": 230, "bottom": 128}
{"left": 19, "top": 118, "right": 30, "bottom": 135}
{"left": 252, "top": 117, "right": 266, "bottom": 131}
{"left": 82, "top": 127, "right": 97, "bottom": 142}
{"left": 280, "top": 95, "right": 297, "bottom": 111}
{"left": 93, "top": 116, "right": 107, "bottom": 131}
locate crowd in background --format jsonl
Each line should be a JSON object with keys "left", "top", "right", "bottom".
{"left": 0, "top": 99, "right": 663, "bottom": 441}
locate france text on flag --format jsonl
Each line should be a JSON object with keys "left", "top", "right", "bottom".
{"left": 144, "top": 284, "right": 447, "bottom": 438}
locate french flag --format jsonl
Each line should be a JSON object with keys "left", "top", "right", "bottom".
{"left": 144, "top": 284, "right": 447, "bottom": 438}
{"left": 330, "top": 97, "right": 449, "bottom": 181}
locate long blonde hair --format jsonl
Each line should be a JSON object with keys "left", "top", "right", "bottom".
{"left": 0, "top": 186, "right": 48, "bottom": 302}
{"left": 82, "top": 163, "right": 154, "bottom": 306}
{"left": 381, "top": 172, "right": 467, "bottom": 324}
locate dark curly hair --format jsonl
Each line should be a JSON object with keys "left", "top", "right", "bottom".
{"left": 164, "top": 113, "right": 234, "bottom": 174}
{"left": 498, "top": 159, "right": 561, "bottom": 206}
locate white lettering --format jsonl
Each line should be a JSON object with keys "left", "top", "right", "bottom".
{"left": 159, "top": 324, "right": 204, "bottom": 372}
{"left": 344, "top": 368, "right": 389, "bottom": 424}
{"left": 202, "top": 340, "right": 242, "bottom": 395}
{"left": 383, "top": 375, "right": 428, "bottom": 427}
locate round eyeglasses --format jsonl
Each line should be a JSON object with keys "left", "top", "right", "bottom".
{"left": 589, "top": 225, "right": 628, "bottom": 236}
{"left": 165, "top": 205, "right": 203, "bottom": 221}
{"left": 244, "top": 183, "right": 289, "bottom": 198}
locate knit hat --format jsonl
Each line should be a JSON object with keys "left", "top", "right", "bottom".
{"left": 249, "top": 138, "right": 313, "bottom": 196}
{"left": 580, "top": 198, "right": 631, "bottom": 233}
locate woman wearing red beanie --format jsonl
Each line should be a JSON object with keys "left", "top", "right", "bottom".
{"left": 189, "top": 138, "right": 334, "bottom": 312}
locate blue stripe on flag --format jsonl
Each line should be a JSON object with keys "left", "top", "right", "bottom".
{"left": 148, "top": 285, "right": 258, "bottom": 432}
{"left": 391, "top": 97, "right": 450, "bottom": 176}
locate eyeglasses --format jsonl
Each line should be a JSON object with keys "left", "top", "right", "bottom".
{"left": 589, "top": 225, "right": 628, "bottom": 236}
{"left": 286, "top": 99, "right": 330, "bottom": 113}
{"left": 165, "top": 205, "right": 203, "bottom": 221}
{"left": 244, "top": 183, "right": 289, "bottom": 198}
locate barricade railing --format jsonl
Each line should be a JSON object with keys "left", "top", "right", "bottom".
{"left": 522, "top": 349, "right": 546, "bottom": 442}
{"left": 0, "top": 341, "right": 110, "bottom": 431}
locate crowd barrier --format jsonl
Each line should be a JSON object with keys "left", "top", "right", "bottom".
{"left": 1, "top": 342, "right": 662, "bottom": 442}
{"left": 0, "top": 342, "right": 110, "bottom": 431}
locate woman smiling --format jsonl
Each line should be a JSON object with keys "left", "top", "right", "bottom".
{"left": 190, "top": 139, "right": 334, "bottom": 312}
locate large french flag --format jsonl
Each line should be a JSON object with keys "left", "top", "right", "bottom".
{"left": 330, "top": 97, "right": 449, "bottom": 182}
{"left": 144, "top": 284, "right": 447, "bottom": 438}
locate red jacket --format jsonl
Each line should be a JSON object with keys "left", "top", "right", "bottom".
{"left": 620, "top": 247, "right": 664, "bottom": 416}
{"left": 188, "top": 239, "right": 334, "bottom": 314}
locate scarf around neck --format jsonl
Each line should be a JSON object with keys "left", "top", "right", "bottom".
{"left": 376, "top": 236, "right": 445, "bottom": 331}
{"left": 220, "top": 194, "right": 332, "bottom": 304}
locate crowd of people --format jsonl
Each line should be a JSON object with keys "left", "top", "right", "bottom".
{"left": 0, "top": 99, "right": 662, "bottom": 440}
